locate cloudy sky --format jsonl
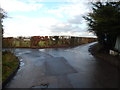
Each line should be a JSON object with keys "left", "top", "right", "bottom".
{"left": 1, "top": 0, "right": 96, "bottom": 37}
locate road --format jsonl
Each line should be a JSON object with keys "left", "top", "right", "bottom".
{"left": 6, "top": 42, "right": 118, "bottom": 88}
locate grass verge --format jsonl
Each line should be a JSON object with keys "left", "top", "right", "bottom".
{"left": 89, "top": 43, "right": 119, "bottom": 68}
{"left": 2, "top": 51, "right": 19, "bottom": 83}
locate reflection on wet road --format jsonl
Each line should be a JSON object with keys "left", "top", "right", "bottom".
{"left": 6, "top": 42, "right": 118, "bottom": 88}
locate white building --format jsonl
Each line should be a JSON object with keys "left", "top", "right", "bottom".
{"left": 115, "top": 35, "right": 120, "bottom": 52}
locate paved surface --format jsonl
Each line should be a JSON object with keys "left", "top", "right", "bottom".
{"left": 6, "top": 42, "right": 118, "bottom": 88}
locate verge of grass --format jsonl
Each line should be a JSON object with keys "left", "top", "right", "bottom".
{"left": 90, "top": 43, "right": 119, "bottom": 68}
{"left": 2, "top": 51, "right": 19, "bottom": 82}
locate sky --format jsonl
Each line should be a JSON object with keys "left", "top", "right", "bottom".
{"left": 1, "top": 0, "right": 97, "bottom": 37}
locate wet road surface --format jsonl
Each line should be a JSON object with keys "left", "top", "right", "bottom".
{"left": 6, "top": 42, "right": 118, "bottom": 88}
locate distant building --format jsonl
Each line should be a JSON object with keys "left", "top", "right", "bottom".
{"left": 23, "top": 38, "right": 30, "bottom": 41}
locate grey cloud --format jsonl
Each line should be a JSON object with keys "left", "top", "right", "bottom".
{"left": 67, "top": 2, "right": 92, "bottom": 25}
{"left": 50, "top": 23, "right": 86, "bottom": 34}
{"left": 68, "top": 15, "right": 83, "bottom": 24}
{"left": 49, "top": 1, "right": 92, "bottom": 36}
{"left": 51, "top": 24, "right": 70, "bottom": 32}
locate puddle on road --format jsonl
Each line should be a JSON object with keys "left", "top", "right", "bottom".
{"left": 17, "top": 59, "right": 25, "bottom": 72}
{"left": 16, "top": 51, "right": 31, "bottom": 56}
{"left": 20, "top": 61, "right": 25, "bottom": 67}
{"left": 32, "top": 83, "right": 49, "bottom": 88}
{"left": 19, "top": 59, "right": 25, "bottom": 67}
{"left": 39, "top": 49, "right": 45, "bottom": 52}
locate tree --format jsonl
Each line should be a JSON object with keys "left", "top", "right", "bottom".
{"left": 0, "top": 8, "right": 7, "bottom": 36}
{"left": 84, "top": 2, "right": 120, "bottom": 50}
{"left": 1, "top": 8, "right": 7, "bottom": 50}
{"left": 18, "top": 36, "right": 23, "bottom": 47}
{"left": 53, "top": 36, "right": 59, "bottom": 45}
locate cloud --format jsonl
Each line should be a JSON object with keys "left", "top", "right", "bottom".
{"left": 3, "top": 15, "right": 87, "bottom": 37}
{"left": 20, "top": 0, "right": 95, "bottom": 3}
{"left": 47, "top": 1, "right": 91, "bottom": 36}
{"left": 46, "top": 1, "right": 88, "bottom": 17}
{"left": 47, "top": 9, "right": 64, "bottom": 18}
{"left": 2, "top": 0, "right": 95, "bottom": 37}
{"left": 51, "top": 23, "right": 77, "bottom": 32}
{"left": 46, "top": 0, "right": 91, "bottom": 24}
{"left": 3, "top": 16, "right": 59, "bottom": 37}
{"left": 50, "top": 21, "right": 88, "bottom": 36}
{"left": 68, "top": 15, "right": 84, "bottom": 24}
{"left": 1, "top": 0, "right": 43, "bottom": 12}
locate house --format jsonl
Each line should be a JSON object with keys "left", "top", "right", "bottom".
{"left": 23, "top": 37, "right": 30, "bottom": 41}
